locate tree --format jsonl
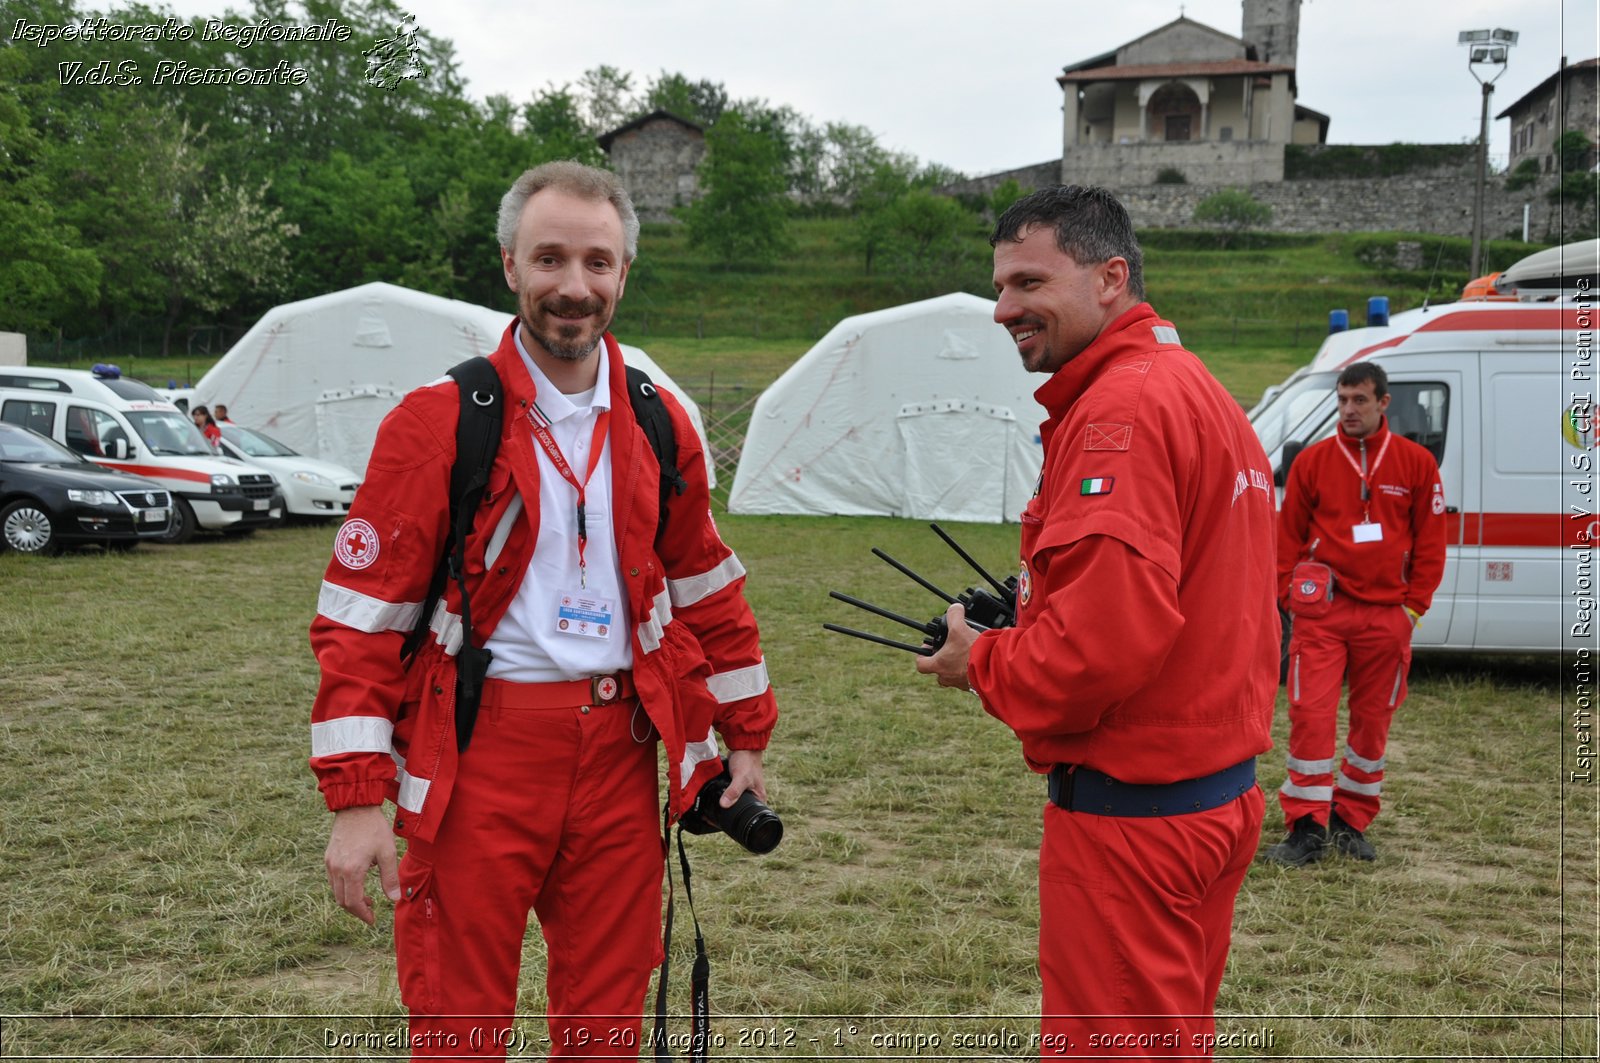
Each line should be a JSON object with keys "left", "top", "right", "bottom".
{"left": 1193, "top": 188, "right": 1272, "bottom": 248}
{"left": 1555, "top": 130, "right": 1595, "bottom": 173}
{"left": 681, "top": 110, "right": 792, "bottom": 267}
{"left": 575, "top": 65, "right": 637, "bottom": 138}
{"left": 642, "top": 72, "right": 728, "bottom": 128}
{"left": 988, "top": 179, "right": 1026, "bottom": 221}
{"left": 0, "top": 30, "right": 100, "bottom": 332}
{"left": 879, "top": 190, "right": 987, "bottom": 296}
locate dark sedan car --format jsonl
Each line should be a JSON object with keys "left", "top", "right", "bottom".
{"left": 0, "top": 421, "right": 173, "bottom": 554}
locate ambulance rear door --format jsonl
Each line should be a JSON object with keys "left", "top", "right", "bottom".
{"left": 1473, "top": 346, "right": 1567, "bottom": 651}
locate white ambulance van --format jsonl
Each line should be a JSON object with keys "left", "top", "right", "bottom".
{"left": 0, "top": 366, "right": 284, "bottom": 543}
{"left": 1250, "top": 239, "right": 1596, "bottom": 653}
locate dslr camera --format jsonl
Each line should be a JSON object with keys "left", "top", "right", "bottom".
{"left": 680, "top": 758, "right": 783, "bottom": 854}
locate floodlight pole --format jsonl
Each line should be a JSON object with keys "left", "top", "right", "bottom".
{"left": 1471, "top": 78, "right": 1493, "bottom": 279}
{"left": 1460, "top": 28, "right": 1517, "bottom": 279}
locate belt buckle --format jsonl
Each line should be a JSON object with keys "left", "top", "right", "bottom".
{"left": 591, "top": 674, "right": 621, "bottom": 705}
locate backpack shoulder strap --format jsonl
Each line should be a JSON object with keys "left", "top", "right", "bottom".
{"left": 400, "top": 356, "right": 502, "bottom": 666}
{"left": 625, "top": 364, "right": 687, "bottom": 541}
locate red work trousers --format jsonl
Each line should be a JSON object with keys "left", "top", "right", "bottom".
{"left": 1280, "top": 596, "right": 1413, "bottom": 832}
{"left": 1038, "top": 785, "right": 1264, "bottom": 1061}
{"left": 394, "top": 682, "right": 663, "bottom": 1060}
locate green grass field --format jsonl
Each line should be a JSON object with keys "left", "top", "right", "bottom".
{"left": 1, "top": 517, "right": 1594, "bottom": 1059}
{"left": 6, "top": 223, "right": 1591, "bottom": 1058}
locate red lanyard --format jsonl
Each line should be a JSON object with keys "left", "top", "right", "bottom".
{"left": 1336, "top": 431, "right": 1390, "bottom": 522}
{"left": 528, "top": 404, "right": 611, "bottom": 587}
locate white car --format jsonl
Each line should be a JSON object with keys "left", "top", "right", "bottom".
{"left": 217, "top": 424, "right": 360, "bottom": 520}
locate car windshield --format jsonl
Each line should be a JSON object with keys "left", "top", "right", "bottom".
{"left": 1250, "top": 370, "right": 1338, "bottom": 457}
{"left": 127, "top": 410, "right": 213, "bottom": 456}
{"left": 0, "top": 422, "right": 83, "bottom": 463}
{"left": 220, "top": 424, "right": 299, "bottom": 457}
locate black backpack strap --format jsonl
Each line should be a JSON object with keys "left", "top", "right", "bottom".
{"left": 625, "top": 365, "right": 687, "bottom": 541}
{"left": 400, "top": 356, "right": 503, "bottom": 753}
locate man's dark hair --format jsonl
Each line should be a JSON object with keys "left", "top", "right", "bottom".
{"left": 1337, "top": 361, "right": 1389, "bottom": 399}
{"left": 990, "top": 185, "right": 1145, "bottom": 299}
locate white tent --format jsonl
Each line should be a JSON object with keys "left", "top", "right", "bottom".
{"left": 195, "top": 282, "right": 713, "bottom": 482}
{"left": 728, "top": 293, "right": 1045, "bottom": 523}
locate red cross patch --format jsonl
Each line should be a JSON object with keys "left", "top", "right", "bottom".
{"left": 334, "top": 518, "right": 380, "bottom": 571}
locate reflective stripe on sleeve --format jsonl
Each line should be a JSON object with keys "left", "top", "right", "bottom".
{"left": 637, "top": 587, "right": 673, "bottom": 654}
{"left": 311, "top": 716, "right": 395, "bottom": 757}
{"left": 429, "top": 601, "right": 463, "bottom": 656}
{"left": 667, "top": 553, "right": 746, "bottom": 608}
{"left": 1286, "top": 755, "right": 1336, "bottom": 775}
{"left": 705, "top": 660, "right": 770, "bottom": 704}
{"left": 1343, "top": 745, "right": 1386, "bottom": 773}
{"left": 1279, "top": 780, "right": 1333, "bottom": 802}
{"left": 1336, "top": 773, "right": 1382, "bottom": 796}
{"left": 317, "top": 581, "right": 422, "bottom": 634}
{"left": 679, "top": 734, "right": 722, "bottom": 788}
{"left": 396, "top": 766, "right": 431, "bottom": 813}
{"left": 391, "top": 752, "right": 431, "bottom": 814}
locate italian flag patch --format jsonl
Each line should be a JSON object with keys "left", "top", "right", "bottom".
{"left": 1080, "top": 477, "right": 1115, "bottom": 496}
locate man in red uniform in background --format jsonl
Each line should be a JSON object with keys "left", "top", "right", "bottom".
{"left": 1265, "top": 361, "right": 1445, "bottom": 865}
{"left": 917, "top": 186, "right": 1278, "bottom": 1059}
{"left": 310, "top": 161, "right": 778, "bottom": 1058}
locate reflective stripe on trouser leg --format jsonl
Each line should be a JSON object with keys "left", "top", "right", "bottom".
{"left": 1334, "top": 604, "right": 1411, "bottom": 832}
{"left": 1280, "top": 611, "right": 1347, "bottom": 827}
{"left": 1038, "top": 786, "right": 1264, "bottom": 1059}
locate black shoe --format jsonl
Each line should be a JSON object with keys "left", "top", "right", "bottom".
{"left": 1329, "top": 811, "right": 1377, "bottom": 861}
{"left": 1262, "top": 816, "right": 1327, "bottom": 866}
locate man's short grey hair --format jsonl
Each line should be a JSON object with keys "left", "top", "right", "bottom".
{"left": 496, "top": 160, "right": 640, "bottom": 261}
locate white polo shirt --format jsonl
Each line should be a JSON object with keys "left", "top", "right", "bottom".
{"left": 484, "top": 331, "right": 634, "bottom": 682}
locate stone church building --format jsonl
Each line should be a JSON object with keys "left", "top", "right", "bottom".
{"left": 1058, "top": 0, "right": 1328, "bottom": 185}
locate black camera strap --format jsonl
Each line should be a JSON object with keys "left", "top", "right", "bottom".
{"left": 651, "top": 819, "right": 711, "bottom": 1061}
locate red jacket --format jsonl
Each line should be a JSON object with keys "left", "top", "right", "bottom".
{"left": 308, "top": 326, "right": 777, "bottom": 842}
{"left": 967, "top": 304, "right": 1278, "bottom": 784}
{"left": 1277, "top": 418, "right": 1446, "bottom": 614}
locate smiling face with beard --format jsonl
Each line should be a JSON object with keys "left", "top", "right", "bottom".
{"left": 501, "top": 188, "right": 631, "bottom": 388}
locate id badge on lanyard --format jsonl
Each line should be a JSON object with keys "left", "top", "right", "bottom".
{"left": 1339, "top": 433, "right": 1390, "bottom": 546}
{"left": 529, "top": 404, "right": 611, "bottom": 588}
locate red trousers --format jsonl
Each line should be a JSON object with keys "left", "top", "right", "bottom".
{"left": 394, "top": 682, "right": 663, "bottom": 1060}
{"left": 1280, "top": 596, "right": 1413, "bottom": 831}
{"left": 1038, "top": 786, "right": 1264, "bottom": 1061}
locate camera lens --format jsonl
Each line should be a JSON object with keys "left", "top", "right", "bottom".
{"left": 723, "top": 794, "right": 784, "bottom": 854}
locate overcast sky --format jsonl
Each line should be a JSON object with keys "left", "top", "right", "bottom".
{"left": 136, "top": 1, "right": 1597, "bottom": 174}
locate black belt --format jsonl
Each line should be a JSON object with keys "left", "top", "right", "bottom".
{"left": 1048, "top": 758, "right": 1255, "bottom": 817}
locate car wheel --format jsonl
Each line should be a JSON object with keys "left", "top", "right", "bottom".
{"left": 1, "top": 500, "right": 60, "bottom": 555}
{"left": 158, "top": 498, "right": 197, "bottom": 545}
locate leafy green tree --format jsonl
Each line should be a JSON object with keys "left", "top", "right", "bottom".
{"left": 575, "top": 64, "right": 637, "bottom": 137}
{"left": 847, "top": 161, "right": 915, "bottom": 274}
{"left": 988, "top": 179, "right": 1026, "bottom": 220}
{"left": 642, "top": 71, "right": 728, "bottom": 127}
{"left": 0, "top": 17, "right": 101, "bottom": 332}
{"left": 1555, "top": 131, "right": 1595, "bottom": 173}
{"left": 1193, "top": 188, "right": 1272, "bottom": 248}
{"left": 880, "top": 190, "right": 987, "bottom": 296}
{"left": 682, "top": 110, "right": 792, "bottom": 267}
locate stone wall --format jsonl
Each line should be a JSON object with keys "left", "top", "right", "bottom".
{"left": 941, "top": 150, "right": 1570, "bottom": 241}
{"left": 1062, "top": 139, "right": 1286, "bottom": 185}
{"left": 606, "top": 119, "right": 705, "bottom": 222}
{"left": 1113, "top": 170, "right": 1564, "bottom": 239}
